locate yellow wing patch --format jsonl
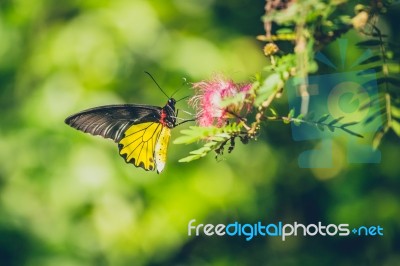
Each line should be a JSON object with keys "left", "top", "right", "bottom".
{"left": 154, "top": 126, "right": 171, "bottom": 173}
{"left": 118, "top": 122, "right": 171, "bottom": 173}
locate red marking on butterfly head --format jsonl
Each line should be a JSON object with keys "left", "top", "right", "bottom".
{"left": 160, "top": 109, "right": 167, "bottom": 126}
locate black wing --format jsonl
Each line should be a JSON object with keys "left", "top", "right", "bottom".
{"left": 65, "top": 104, "right": 162, "bottom": 142}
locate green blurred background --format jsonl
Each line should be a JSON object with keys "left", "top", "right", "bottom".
{"left": 1, "top": 0, "right": 399, "bottom": 265}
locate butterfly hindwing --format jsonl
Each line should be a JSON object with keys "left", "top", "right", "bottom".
{"left": 118, "top": 122, "right": 164, "bottom": 172}
{"left": 154, "top": 126, "right": 171, "bottom": 173}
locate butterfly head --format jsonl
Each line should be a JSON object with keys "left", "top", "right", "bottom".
{"left": 167, "top": 98, "right": 176, "bottom": 107}
{"left": 161, "top": 98, "right": 177, "bottom": 128}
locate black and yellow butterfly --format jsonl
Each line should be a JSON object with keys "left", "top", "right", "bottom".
{"left": 65, "top": 97, "right": 178, "bottom": 174}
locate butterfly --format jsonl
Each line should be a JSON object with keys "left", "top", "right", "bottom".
{"left": 65, "top": 98, "right": 178, "bottom": 173}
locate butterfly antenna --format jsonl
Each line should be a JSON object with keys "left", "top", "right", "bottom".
{"left": 171, "top": 77, "right": 189, "bottom": 98}
{"left": 144, "top": 71, "right": 169, "bottom": 99}
{"left": 176, "top": 95, "right": 190, "bottom": 102}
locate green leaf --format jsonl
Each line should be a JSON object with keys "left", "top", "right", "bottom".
{"left": 173, "top": 135, "right": 197, "bottom": 145}
{"left": 357, "top": 66, "right": 383, "bottom": 75}
{"left": 260, "top": 73, "right": 281, "bottom": 94}
{"left": 173, "top": 127, "right": 204, "bottom": 144}
{"left": 189, "top": 147, "right": 210, "bottom": 155}
{"left": 392, "top": 105, "right": 400, "bottom": 118}
{"left": 341, "top": 121, "right": 359, "bottom": 128}
{"left": 369, "top": 32, "right": 388, "bottom": 38}
{"left": 392, "top": 121, "right": 400, "bottom": 137}
{"left": 174, "top": 126, "right": 227, "bottom": 145}
{"left": 372, "top": 125, "right": 385, "bottom": 149}
{"left": 288, "top": 109, "right": 295, "bottom": 119}
{"left": 305, "top": 111, "right": 315, "bottom": 121}
{"left": 317, "top": 114, "right": 330, "bottom": 123}
{"left": 179, "top": 154, "right": 203, "bottom": 163}
{"left": 359, "top": 55, "right": 381, "bottom": 65}
{"left": 317, "top": 124, "right": 325, "bottom": 131}
{"left": 176, "top": 123, "right": 242, "bottom": 163}
{"left": 341, "top": 128, "right": 364, "bottom": 138}
{"left": 297, "top": 113, "right": 305, "bottom": 120}
{"left": 220, "top": 92, "right": 247, "bottom": 108}
{"left": 356, "top": 40, "right": 382, "bottom": 47}
{"left": 269, "top": 108, "right": 278, "bottom": 116}
{"left": 211, "top": 134, "right": 231, "bottom": 142}
{"left": 388, "top": 62, "right": 400, "bottom": 74}
{"left": 292, "top": 118, "right": 302, "bottom": 126}
{"left": 359, "top": 95, "right": 383, "bottom": 111}
{"left": 328, "top": 116, "right": 344, "bottom": 126}
{"left": 376, "top": 77, "right": 400, "bottom": 86}
{"left": 364, "top": 110, "right": 382, "bottom": 125}
{"left": 276, "top": 28, "right": 294, "bottom": 34}
{"left": 255, "top": 73, "right": 282, "bottom": 106}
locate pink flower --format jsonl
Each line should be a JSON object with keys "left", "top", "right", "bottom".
{"left": 189, "top": 75, "right": 253, "bottom": 127}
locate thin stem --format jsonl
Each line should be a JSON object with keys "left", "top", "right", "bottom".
{"left": 294, "top": 20, "right": 310, "bottom": 115}
{"left": 248, "top": 88, "right": 281, "bottom": 135}
{"left": 226, "top": 111, "right": 251, "bottom": 131}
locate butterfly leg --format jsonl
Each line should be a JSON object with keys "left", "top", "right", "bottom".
{"left": 175, "top": 109, "right": 196, "bottom": 126}
{"left": 176, "top": 119, "right": 196, "bottom": 126}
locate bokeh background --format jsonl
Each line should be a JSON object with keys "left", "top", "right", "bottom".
{"left": 1, "top": 0, "right": 399, "bottom": 265}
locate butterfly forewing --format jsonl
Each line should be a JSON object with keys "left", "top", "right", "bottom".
{"left": 65, "top": 104, "right": 162, "bottom": 142}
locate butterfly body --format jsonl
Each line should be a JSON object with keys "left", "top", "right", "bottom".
{"left": 65, "top": 99, "right": 177, "bottom": 173}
